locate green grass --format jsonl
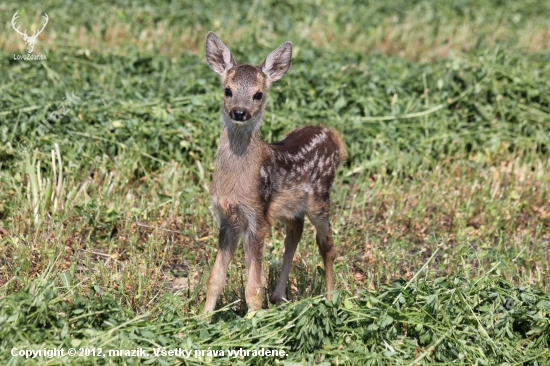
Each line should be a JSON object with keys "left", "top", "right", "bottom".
{"left": 2, "top": 268, "right": 550, "bottom": 365}
{"left": 1, "top": 0, "right": 550, "bottom": 364}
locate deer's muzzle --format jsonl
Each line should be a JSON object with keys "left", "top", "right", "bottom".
{"left": 230, "top": 109, "right": 250, "bottom": 122}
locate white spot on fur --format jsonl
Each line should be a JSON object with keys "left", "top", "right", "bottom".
{"left": 311, "top": 170, "right": 317, "bottom": 181}
{"left": 298, "top": 131, "right": 327, "bottom": 155}
{"left": 323, "top": 167, "right": 333, "bottom": 177}
{"left": 315, "top": 184, "right": 323, "bottom": 194}
{"left": 318, "top": 159, "right": 325, "bottom": 170}
{"left": 304, "top": 159, "right": 314, "bottom": 172}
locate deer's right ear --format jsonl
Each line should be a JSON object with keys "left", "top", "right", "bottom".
{"left": 206, "top": 32, "right": 238, "bottom": 75}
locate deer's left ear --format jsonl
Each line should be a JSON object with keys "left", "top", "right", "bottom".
{"left": 261, "top": 41, "right": 292, "bottom": 82}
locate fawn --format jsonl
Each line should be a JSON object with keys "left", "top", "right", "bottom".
{"left": 203, "top": 32, "right": 346, "bottom": 312}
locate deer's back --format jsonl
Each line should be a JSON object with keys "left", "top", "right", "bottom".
{"left": 261, "top": 126, "right": 345, "bottom": 221}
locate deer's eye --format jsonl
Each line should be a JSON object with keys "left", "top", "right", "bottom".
{"left": 253, "top": 92, "right": 263, "bottom": 101}
{"left": 225, "top": 88, "right": 232, "bottom": 97}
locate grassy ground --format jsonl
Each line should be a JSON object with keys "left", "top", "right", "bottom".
{"left": 1, "top": 0, "right": 550, "bottom": 364}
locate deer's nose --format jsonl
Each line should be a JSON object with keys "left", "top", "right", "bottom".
{"left": 231, "top": 109, "right": 248, "bottom": 121}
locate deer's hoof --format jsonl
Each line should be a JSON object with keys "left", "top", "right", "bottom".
{"left": 269, "top": 294, "right": 287, "bottom": 304}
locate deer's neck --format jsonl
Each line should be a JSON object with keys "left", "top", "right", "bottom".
{"left": 216, "top": 124, "right": 264, "bottom": 167}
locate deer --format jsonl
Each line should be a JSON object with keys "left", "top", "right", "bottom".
{"left": 203, "top": 31, "right": 346, "bottom": 313}
{"left": 11, "top": 11, "right": 49, "bottom": 54}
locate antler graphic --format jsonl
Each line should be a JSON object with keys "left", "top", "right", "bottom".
{"left": 34, "top": 13, "right": 49, "bottom": 38}
{"left": 11, "top": 11, "right": 28, "bottom": 38}
{"left": 11, "top": 11, "right": 49, "bottom": 54}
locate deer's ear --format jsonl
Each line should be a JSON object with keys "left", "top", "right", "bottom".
{"left": 261, "top": 41, "right": 292, "bottom": 82}
{"left": 205, "top": 32, "right": 238, "bottom": 75}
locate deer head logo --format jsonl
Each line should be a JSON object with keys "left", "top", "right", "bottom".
{"left": 11, "top": 11, "right": 49, "bottom": 54}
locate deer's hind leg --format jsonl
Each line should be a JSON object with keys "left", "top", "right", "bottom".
{"left": 307, "top": 202, "right": 337, "bottom": 300}
{"left": 270, "top": 216, "right": 304, "bottom": 304}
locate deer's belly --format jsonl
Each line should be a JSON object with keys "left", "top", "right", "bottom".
{"left": 267, "top": 188, "right": 309, "bottom": 221}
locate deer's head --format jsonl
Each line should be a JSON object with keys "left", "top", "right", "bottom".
{"left": 205, "top": 32, "right": 292, "bottom": 128}
{"left": 12, "top": 11, "right": 49, "bottom": 54}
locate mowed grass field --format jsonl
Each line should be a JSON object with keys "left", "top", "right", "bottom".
{"left": 1, "top": 0, "right": 550, "bottom": 364}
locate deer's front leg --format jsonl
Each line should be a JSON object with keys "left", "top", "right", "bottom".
{"left": 203, "top": 221, "right": 239, "bottom": 313}
{"left": 243, "top": 221, "right": 269, "bottom": 311}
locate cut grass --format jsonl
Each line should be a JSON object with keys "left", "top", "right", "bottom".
{"left": 1, "top": 267, "right": 549, "bottom": 365}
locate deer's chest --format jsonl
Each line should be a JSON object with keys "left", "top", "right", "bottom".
{"left": 210, "top": 156, "right": 264, "bottom": 223}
